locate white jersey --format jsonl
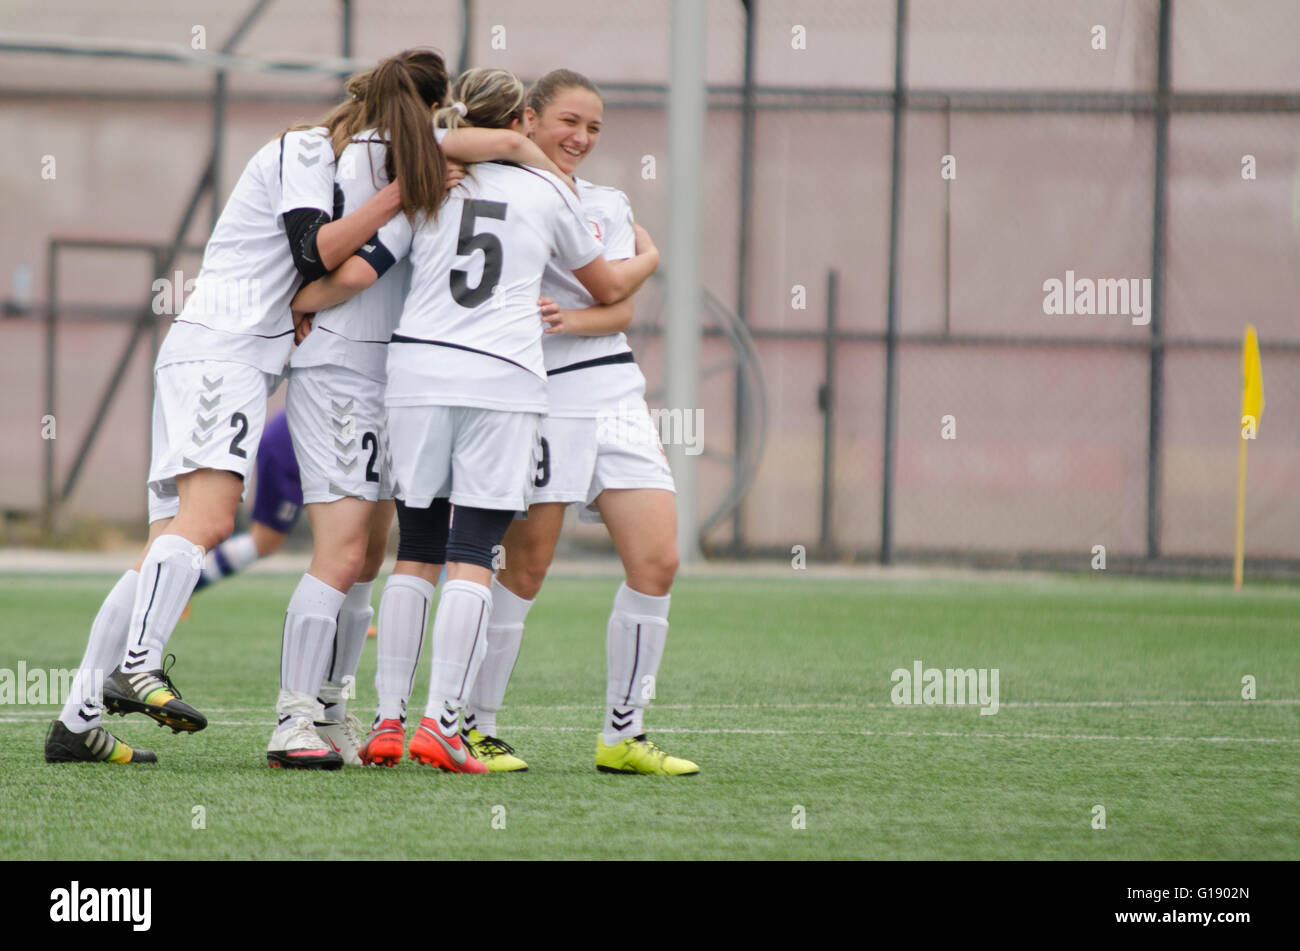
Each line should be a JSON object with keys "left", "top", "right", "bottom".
{"left": 159, "top": 126, "right": 337, "bottom": 375}
{"left": 291, "top": 129, "right": 411, "bottom": 383}
{"left": 385, "top": 160, "right": 603, "bottom": 414}
{"left": 540, "top": 177, "right": 646, "bottom": 417}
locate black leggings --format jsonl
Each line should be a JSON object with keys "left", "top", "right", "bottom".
{"left": 394, "top": 498, "right": 451, "bottom": 565}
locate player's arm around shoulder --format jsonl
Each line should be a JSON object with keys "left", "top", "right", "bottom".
{"left": 570, "top": 221, "right": 659, "bottom": 306}
{"left": 291, "top": 257, "right": 380, "bottom": 317}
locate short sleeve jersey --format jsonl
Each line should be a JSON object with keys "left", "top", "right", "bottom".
{"left": 158, "top": 126, "right": 336, "bottom": 375}
{"left": 539, "top": 177, "right": 646, "bottom": 417}
{"left": 384, "top": 160, "right": 602, "bottom": 414}
{"left": 290, "top": 129, "right": 412, "bottom": 382}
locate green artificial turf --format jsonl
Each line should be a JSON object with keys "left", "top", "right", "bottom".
{"left": 1, "top": 572, "right": 1296, "bottom": 859}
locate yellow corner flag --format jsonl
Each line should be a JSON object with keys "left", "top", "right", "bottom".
{"left": 1235, "top": 325, "right": 1264, "bottom": 590}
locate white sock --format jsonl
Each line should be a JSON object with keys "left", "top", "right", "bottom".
{"left": 464, "top": 577, "right": 531, "bottom": 737}
{"left": 603, "top": 583, "right": 670, "bottom": 745}
{"left": 196, "top": 532, "right": 259, "bottom": 589}
{"left": 375, "top": 573, "right": 435, "bottom": 722}
{"left": 59, "top": 569, "right": 139, "bottom": 732}
{"left": 321, "top": 580, "right": 373, "bottom": 721}
{"left": 424, "top": 579, "right": 492, "bottom": 725}
{"left": 280, "top": 574, "right": 346, "bottom": 721}
{"left": 122, "top": 534, "right": 204, "bottom": 673}
{"left": 274, "top": 688, "right": 318, "bottom": 731}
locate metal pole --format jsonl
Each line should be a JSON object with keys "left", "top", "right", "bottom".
{"left": 341, "top": 0, "right": 353, "bottom": 67}
{"left": 458, "top": 0, "right": 473, "bottom": 74}
{"left": 666, "top": 0, "right": 706, "bottom": 563}
{"left": 42, "top": 240, "right": 58, "bottom": 530}
{"left": 819, "top": 269, "right": 838, "bottom": 552}
{"left": 880, "top": 0, "right": 907, "bottom": 564}
{"left": 211, "top": 69, "right": 225, "bottom": 230}
{"left": 732, "top": 0, "right": 757, "bottom": 553}
{"left": 210, "top": 0, "right": 276, "bottom": 227}
{"left": 1147, "top": 0, "right": 1171, "bottom": 559}
{"left": 149, "top": 250, "right": 164, "bottom": 483}
{"left": 942, "top": 95, "right": 951, "bottom": 336}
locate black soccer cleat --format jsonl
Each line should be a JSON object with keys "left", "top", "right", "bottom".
{"left": 102, "top": 654, "right": 207, "bottom": 733}
{"left": 44, "top": 718, "right": 157, "bottom": 764}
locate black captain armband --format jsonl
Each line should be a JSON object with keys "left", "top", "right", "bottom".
{"left": 355, "top": 234, "right": 397, "bottom": 280}
{"left": 283, "top": 207, "right": 332, "bottom": 283}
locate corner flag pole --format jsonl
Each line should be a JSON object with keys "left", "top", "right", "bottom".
{"left": 1233, "top": 423, "right": 1247, "bottom": 591}
{"left": 1234, "top": 324, "right": 1263, "bottom": 591}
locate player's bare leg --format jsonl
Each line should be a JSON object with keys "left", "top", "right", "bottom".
{"left": 597, "top": 488, "right": 678, "bottom": 596}
{"left": 496, "top": 503, "right": 568, "bottom": 600}
{"left": 592, "top": 488, "right": 696, "bottom": 775}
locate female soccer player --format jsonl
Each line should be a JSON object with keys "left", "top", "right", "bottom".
{"left": 43, "top": 49, "right": 426, "bottom": 766}
{"left": 277, "top": 61, "right": 578, "bottom": 769}
{"left": 462, "top": 70, "right": 698, "bottom": 775}
{"left": 295, "top": 66, "right": 659, "bottom": 772}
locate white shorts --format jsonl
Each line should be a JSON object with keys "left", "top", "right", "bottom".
{"left": 387, "top": 405, "right": 542, "bottom": 512}
{"left": 287, "top": 365, "right": 392, "bottom": 505}
{"left": 147, "top": 360, "right": 278, "bottom": 523}
{"left": 531, "top": 400, "right": 676, "bottom": 522}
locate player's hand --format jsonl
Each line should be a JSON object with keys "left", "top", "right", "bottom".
{"left": 539, "top": 296, "right": 568, "bottom": 334}
{"left": 446, "top": 160, "right": 467, "bottom": 190}
{"left": 633, "top": 222, "right": 657, "bottom": 256}
{"left": 294, "top": 313, "right": 313, "bottom": 344}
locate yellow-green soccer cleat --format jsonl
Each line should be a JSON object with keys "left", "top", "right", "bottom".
{"left": 465, "top": 729, "right": 529, "bottom": 772}
{"left": 596, "top": 734, "right": 699, "bottom": 776}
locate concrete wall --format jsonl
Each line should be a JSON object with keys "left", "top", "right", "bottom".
{"left": 2, "top": 1, "right": 1299, "bottom": 556}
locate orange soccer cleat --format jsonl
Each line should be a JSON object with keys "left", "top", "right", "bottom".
{"left": 359, "top": 717, "right": 407, "bottom": 767}
{"left": 408, "top": 716, "right": 488, "bottom": 774}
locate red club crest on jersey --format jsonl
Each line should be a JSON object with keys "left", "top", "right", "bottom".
{"left": 588, "top": 219, "right": 602, "bottom": 240}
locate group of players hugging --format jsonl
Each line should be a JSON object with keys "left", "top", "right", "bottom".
{"left": 44, "top": 49, "right": 697, "bottom": 776}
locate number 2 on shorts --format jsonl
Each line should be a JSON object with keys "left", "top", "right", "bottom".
{"left": 229, "top": 412, "right": 249, "bottom": 459}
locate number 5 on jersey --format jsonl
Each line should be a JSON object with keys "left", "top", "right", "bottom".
{"left": 451, "top": 199, "right": 508, "bottom": 308}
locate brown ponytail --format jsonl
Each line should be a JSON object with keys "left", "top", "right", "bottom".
{"left": 362, "top": 49, "right": 449, "bottom": 220}
{"left": 286, "top": 67, "right": 372, "bottom": 158}
{"left": 288, "top": 48, "right": 450, "bottom": 221}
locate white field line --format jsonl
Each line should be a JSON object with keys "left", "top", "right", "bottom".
{"left": 2, "top": 699, "right": 1298, "bottom": 717}
{"left": 504, "top": 725, "right": 1300, "bottom": 744}
{"left": 1, "top": 718, "right": 1290, "bottom": 744}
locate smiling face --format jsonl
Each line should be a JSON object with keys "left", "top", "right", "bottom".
{"left": 528, "top": 86, "right": 604, "bottom": 177}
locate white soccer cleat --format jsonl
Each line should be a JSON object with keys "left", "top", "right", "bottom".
{"left": 315, "top": 713, "right": 365, "bottom": 766}
{"left": 267, "top": 715, "right": 343, "bottom": 770}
